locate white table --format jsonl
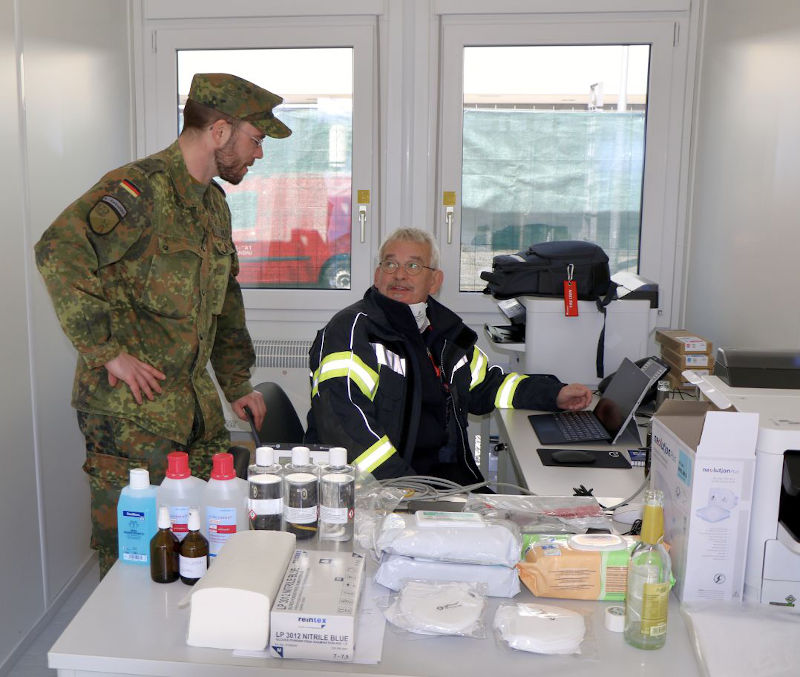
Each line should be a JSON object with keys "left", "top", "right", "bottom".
{"left": 48, "top": 561, "right": 701, "bottom": 677}
{"left": 494, "top": 407, "right": 648, "bottom": 501}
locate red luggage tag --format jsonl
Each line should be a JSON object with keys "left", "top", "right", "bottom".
{"left": 564, "top": 264, "right": 578, "bottom": 316}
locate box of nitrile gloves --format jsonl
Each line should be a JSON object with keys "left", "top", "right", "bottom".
{"left": 269, "top": 549, "right": 365, "bottom": 662}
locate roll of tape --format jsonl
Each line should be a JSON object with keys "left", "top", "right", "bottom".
{"left": 605, "top": 605, "right": 625, "bottom": 632}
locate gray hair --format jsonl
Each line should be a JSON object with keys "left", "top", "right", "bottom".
{"left": 378, "top": 228, "right": 440, "bottom": 269}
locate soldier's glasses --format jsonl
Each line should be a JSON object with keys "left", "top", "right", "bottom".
{"left": 248, "top": 134, "right": 265, "bottom": 149}
{"left": 378, "top": 260, "right": 436, "bottom": 276}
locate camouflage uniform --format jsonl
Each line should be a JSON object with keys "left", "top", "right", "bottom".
{"left": 34, "top": 73, "right": 291, "bottom": 576}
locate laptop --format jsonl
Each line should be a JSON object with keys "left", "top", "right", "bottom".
{"left": 528, "top": 357, "right": 659, "bottom": 445}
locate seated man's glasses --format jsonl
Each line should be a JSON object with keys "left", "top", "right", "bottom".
{"left": 378, "top": 260, "right": 436, "bottom": 276}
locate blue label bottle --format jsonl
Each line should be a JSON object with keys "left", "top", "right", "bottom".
{"left": 117, "top": 468, "right": 158, "bottom": 565}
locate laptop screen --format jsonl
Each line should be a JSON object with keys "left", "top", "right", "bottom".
{"left": 594, "top": 358, "right": 652, "bottom": 440}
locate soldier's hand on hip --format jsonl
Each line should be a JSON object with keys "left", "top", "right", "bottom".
{"left": 104, "top": 352, "right": 166, "bottom": 405}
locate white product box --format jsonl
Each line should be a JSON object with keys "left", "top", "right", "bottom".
{"left": 269, "top": 549, "right": 365, "bottom": 662}
{"left": 650, "top": 400, "right": 759, "bottom": 603}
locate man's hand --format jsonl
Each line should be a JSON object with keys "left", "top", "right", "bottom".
{"left": 231, "top": 390, "right": 267, "bottom": 433}
{"left": 105, "top": 353, "right": 166, "bottom": 405}
{"left": 556, "top": 383, "right": 593, "bottom": 411}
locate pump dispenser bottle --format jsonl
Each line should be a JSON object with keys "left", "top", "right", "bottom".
{"left": 283, "top": 446, "right": 319, "bottom": 540}
{"left": 150, "top": 506, "right": 179, "bottom": 583}
{"left": 203, "top": 453, "right": 248, "bottom": 560}
{"left": 248, "top": 446, "right": 283, "bottom": 531}
{"left": 117, "top": 468, "right": 158, "bottom": 565}
{"left": 319, "top": 447, "right": 355, "bottom": 541}
{"left": 624, "top": 488, "right": 672, "bottom": 649}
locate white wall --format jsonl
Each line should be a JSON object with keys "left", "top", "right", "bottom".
{"left": 0, "top": 0, "right": 44, "bottom": 665}
{"left": 685, "top": 0, "right": 800, "bottom": 349}
{"left": 1, "top": 0, "right": 133, "bottom": 671}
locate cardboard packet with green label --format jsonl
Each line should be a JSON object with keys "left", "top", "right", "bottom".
{"left": 517, "top": 533, "right": 638, "bottom": 601}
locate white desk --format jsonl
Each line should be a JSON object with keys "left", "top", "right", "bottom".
{"left": 494, "top": 407, "right": 647, "bottom": 500}
{"left": 49, "top": 561, "right": 701, "bottom": 677}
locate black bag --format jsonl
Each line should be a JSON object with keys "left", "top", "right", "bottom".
{"left": 480, "top": 240, "right": 617, "bottom": 378}
{"left": 480, "top": 240, "right": 611, "bottom": 300}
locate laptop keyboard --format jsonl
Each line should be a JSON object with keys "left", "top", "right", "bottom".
{"left": 553, "top": 411, "right": 609, "bottom": 441}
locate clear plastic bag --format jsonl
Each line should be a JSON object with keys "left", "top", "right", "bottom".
{"left": 465, "top": 494, "right": 612, "bottom": 534}
{"left": 380, "top": 579, "right": 488, "bottom": 638}
{"left": 493, "top": 602, "right": 587, "bottom": 655}
{"left": 373, "top": 511, "right": 521, "bottom": 567}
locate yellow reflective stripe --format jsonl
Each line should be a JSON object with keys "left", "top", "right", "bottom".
{"left": 469, "top": 347, "right": 488, "bottom": 390}
{"left": 354, "top": 436, "right": 397, "bottom": 473}
{"left": 495, "top": 373, "right": 528, "bottom": 408}
{"left": 316, "top": 351, "right": 379, "bottom": 401}
{"left": 310, "top": 366, "right": 326, "bottom": 398}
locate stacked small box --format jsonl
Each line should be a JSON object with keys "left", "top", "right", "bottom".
{"left": 655, "top": 329, "right": 713, "bottom": 390}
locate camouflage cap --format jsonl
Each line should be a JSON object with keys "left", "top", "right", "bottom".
{"left": 188, "top": 73, "right": 292, "bottom": 139}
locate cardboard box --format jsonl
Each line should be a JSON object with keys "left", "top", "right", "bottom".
{"left": 269, "top": 549, "right": 365, "bottom": 662}
{"left": 655, "top": 329, "right": 712, "bottom": 355}
{"left": 650, "top": 400, "right": 758, "bottom": 603}
{"left": 661, "top": 345, "right": 714, "bottom": 370}
{"left": 665, "top": 369, "right": 707, "bottom": 391}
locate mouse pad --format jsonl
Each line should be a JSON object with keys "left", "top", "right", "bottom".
{"left": 537, "top": 448, "right": 632, "bottom": 469}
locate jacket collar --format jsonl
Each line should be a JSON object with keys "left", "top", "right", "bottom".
{"left": 160, "top": 140, "right": 212, "bottom": 210}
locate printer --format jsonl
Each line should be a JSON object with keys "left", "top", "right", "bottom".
{"left": 486, "top": 271, "right": 659, "bottom": 387}
{"left": 694, "top": 374, "right": 800, "bottom": 610}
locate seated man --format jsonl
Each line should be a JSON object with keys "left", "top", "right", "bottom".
{"left": 305, "top": 228, "right": 592, "bottom": 486}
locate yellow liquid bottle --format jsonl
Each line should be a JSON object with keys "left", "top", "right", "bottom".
{"left": 624, "top": 489, "right": 671, "bottom": 649}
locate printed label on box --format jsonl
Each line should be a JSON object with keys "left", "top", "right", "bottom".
{"left": 676, "top": 336, "right": 707, "bottom": 352}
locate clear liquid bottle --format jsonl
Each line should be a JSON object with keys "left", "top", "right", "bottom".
{"left": 150, "top": 506, "right": 179, "bottom": 583}
{"left": 157, "top": 451, "right": 205, "bottom": 541}
{"left": 179, "top": 508, "right": 208, "bottom": 585}
{"left": 283, "top": 446, "right": 319, "bottom": 540}
{"left": 624, "top": 488, "right": 672, "bottom": 649}
{"left": 202, "top": 453, "right": 248, "bottom": 560}
{"left": 319, "top": 447, "right": 355, "bottom": 542}
{"left": 248, "top": 446, "right": 283, "bottom": 531}
{"left": 117, "top": 468, "right": 158, "bottom": 565}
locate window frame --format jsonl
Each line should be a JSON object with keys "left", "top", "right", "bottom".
{"left": 140, "top": 16, "right": 380, "bottom": 312}
{"left": 433, "top": 10, "right": 691, "bottom": 329}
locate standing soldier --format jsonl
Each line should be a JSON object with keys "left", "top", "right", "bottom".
{"left": 35, "top": 73, "right": 291, "bottom": 576}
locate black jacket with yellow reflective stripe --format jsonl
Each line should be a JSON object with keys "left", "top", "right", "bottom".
{"left": 305, "top": 286, "right": 566, "bottom": 483}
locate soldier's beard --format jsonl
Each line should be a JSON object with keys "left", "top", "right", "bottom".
{"left": 215, "top": 132, "right": 247, "bottom": 185}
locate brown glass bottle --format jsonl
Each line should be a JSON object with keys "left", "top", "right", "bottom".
{"left": 150, "top": 506, "right": 179, "bottom": 583}
{"left": 179, "top": 508, "right": 209, "bottom": 586}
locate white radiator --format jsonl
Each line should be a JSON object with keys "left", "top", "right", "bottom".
{"left": 212, "top": 338, "right": 313, "bottom": 434}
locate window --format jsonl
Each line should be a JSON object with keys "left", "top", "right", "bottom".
{"left": 178, "top": 48, "right": 354, "bottom": 290}
{"left": 144, "top": 17, "right": 378, "bottom": 311}
{"left": 436, "top": 13, "right": 690, "bottom": 326}
{"left": 458, "top": 45, "right": 649, "bottom": 291}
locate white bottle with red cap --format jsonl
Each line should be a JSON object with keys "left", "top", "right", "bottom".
{"left": 156, "top": 451, "right": 206, "bottom": 541}
{"left": 202, "top": 452, "right": 248, "bottom": 560}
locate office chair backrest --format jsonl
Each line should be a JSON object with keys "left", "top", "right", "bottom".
{"left": 253, "top": 381, "right": 306, "bottom": 446}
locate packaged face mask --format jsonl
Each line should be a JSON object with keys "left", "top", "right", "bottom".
{"left": 494, "top": 602, "right": 585, "bottom": 654}
{"left": 383, "top": 580, "right": 487, "bottom": 637}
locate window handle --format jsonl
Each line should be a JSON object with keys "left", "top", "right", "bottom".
{"left": 445, "top": 207, "right": 454, "bottom": 244}
{"left": 358, "top": 205, "right": 367, "bottom": 243}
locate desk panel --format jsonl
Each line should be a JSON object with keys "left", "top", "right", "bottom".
{"left": 495, "top": 408, "right": 647, "bottom": 501}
